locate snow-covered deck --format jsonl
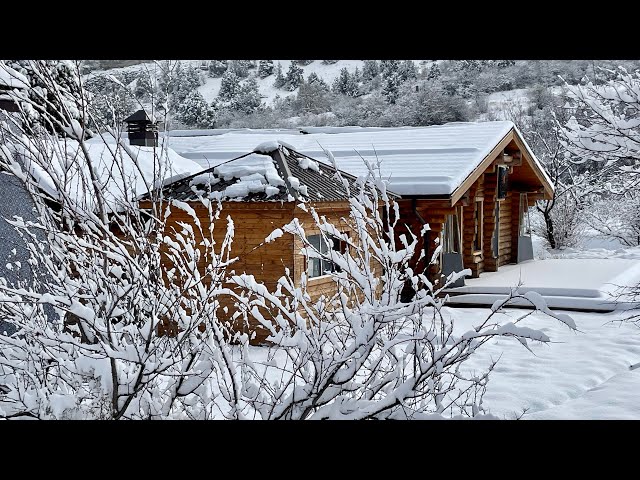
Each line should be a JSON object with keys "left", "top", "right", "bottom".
{"left": 444, "top": 259, "right": 640, "bottom": 311}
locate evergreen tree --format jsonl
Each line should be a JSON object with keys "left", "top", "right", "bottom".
{"left": 332, "top": 67, "right": 360, "bottom": 97}
{"left": 285, "top": 61, "right": 304, "bottom": 91}
{"left": 182, "top": 64, "right": 203, "bottom": 91}
{"left": 295, "top": 60, "right": 314, "bottom": 66}
{"left": 398, "top": 60, "right": 418, "bottom": 82}
{"left": 176, "top": 90, "right": 216, "bottom": 128}
{"left": 230, "top": 78, "right": 262, "bottom": 114}
{"left": 273, "top": 62, "right": 286, "bottom": 89}
{"left": 134, "top": 70, "right": 154, "bottom": 101}
{"left": 382, "top": 76, "right": 401, "bottom": 103}
{"left": 380, "top": 60, "right": 402, "bottom": 103}
{"left": 258, "top": 60, "right": 274, "bottom": 78}
{"left": 321, "top": 60, "right": 339, "bottom": 65}
{"left": 306, "top": 72, "right": 329, "bottom": 91}
{"left": 218, "top": 70, "right": 241, "bottom": 102}
{"left": 157, "top": 60, "right": 183, "bottom": 97}
{"left": 208, "top": 60, "right": 228, "bottom": 78}
{"left": 353, "top": 66, "right": 362, "bottom": 83}
{"left": 228, "top": 60, "right": 250, "bottom": 78}
{"left": 427, "top": 63, "right": 441, "bottom": 80}
{"left": 294, "top": 80, "right": 332, "bottom": 114}
{"left": 362, "top": 60, "right": 379, "bottom": 82}
{"left": 380, "top": 60, "right": 401, "bottom": 80}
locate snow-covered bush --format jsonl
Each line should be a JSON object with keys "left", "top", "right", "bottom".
{"left": 227, "top": 152, "right": 577, "bottom": 419}
{"left": 559, "top": 67, "right": 640, "bottom": 248}
{"left": 583, "top": 195, "right": 640, "bottom": 247}
{"left": 0, "top": 61, "right": 579, "bottom": 419}
{"left": 0, "top": 61, "right": 242, "bottom": 419}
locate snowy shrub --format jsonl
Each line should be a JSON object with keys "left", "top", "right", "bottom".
{"left": 0, "top": 61, "right": 579, "bottom": 420}
{"left": 227, "top": 151, "right": 577, "bottom": 419}
{"left": 258, "top": 60, "right": 274, "bottom": 79}
{"left": 532, "top": 194, "right": 585, "bottom": 250}
{"left": 0, "top": 61, "right": 244, "bottom": 419}
{"left": 583, "top": 195, "right": 640, "bottom": 247}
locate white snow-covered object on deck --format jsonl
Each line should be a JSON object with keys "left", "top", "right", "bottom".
{"left": 444, "top": 258, "right": 640, "bottom": 311}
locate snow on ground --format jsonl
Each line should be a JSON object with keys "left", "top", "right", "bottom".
{"left": 447, "top": 306, "right": 640, "bottom": 419}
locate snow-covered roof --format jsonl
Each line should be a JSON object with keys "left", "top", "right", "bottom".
{"left": 0, "top": 65, "right": 29, "bottom": 90}
{"left": 14, "top": 137, "right": 201, "bottom": 212}
{"left": 167, "top": 121, "right": 544, "bottom": 196}
{"left": 155, "top": 146, "right": 384, "bottom": 204}
{"left": 123, "top": 109, "right": 157, "bottom": 123}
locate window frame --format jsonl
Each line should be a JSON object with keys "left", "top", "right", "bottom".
{"left": 306, "top": 232, "right": 348, "bottom": 279}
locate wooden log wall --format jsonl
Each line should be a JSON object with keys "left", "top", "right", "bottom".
{"left": 482, "top": 171, "right": 499, "bottom": 272}
{"left": 158, "top": 201, "right": 297, "bottom": 343}
{"left": 461, "top": 174, "right": 484, "bottom": 277}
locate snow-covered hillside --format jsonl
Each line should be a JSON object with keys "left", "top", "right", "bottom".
{"left": 87, "top": 60, "right": 434, "bottom": 107}
{"left": 197, "top": 60, "right": 367, "bottom": 106}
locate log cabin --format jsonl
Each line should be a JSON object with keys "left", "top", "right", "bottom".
{"left": 168, "top": 121, "right": 554, "bottom": 290}
{"left": 140, "top": 142, "right": 394, "bottom": 342}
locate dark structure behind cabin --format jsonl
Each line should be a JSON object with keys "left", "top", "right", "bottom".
{"left": 124, "top": 110, "right": 159, "bottom": 147}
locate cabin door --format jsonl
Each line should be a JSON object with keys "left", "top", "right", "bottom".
{"left": 517, "top": 193, "right": 534, "bottom": 262}
{"left": 441, "top": 212, "right": 465, "bottom": 287}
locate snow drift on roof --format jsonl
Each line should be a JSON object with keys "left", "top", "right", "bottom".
{"left": 166, "top": 121, "right": 524, "bottom": 196}
{"left": 18, "top": 137, "right": 200, "bottom": 212}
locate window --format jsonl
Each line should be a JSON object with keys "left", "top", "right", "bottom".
{"left": 519, "top": 193, "right": 531, "bottom": 237}
{"left": 307, "top": 233, "right": 348, "bottom": 278}
{"left": 443, "top": 213, "right": 461, "bottom": 254}
{"left": 473, "top": 200, "right": 483, "bottom": 252}
{"left": 497, "top": 165, "right": 508, "bottom": 199}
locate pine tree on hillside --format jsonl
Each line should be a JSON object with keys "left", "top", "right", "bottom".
{"left": 258, "top": 60, "right": 274, "bottom": 78}
{"left": 332, "top": 67, "right": 360, "bottom": 97}
{"left": 321, "top": 60, "right": 339, "bottom": 65}
{"left": 295, "top": 60, "right": 314, "bottom": 66}
{"left": 230, "top": 77, "right": 262, "bottom": 114}
{"left": 427, "top": 63, "right": 441, "bottom": 80}
{"left": 285, "top": 61, "right": 304, "bottom": 91}
{"left": 380, "top": 60, "right": 405, "bottom": 103}
{"left": 176, "top": 90, "right": 216, "bottom": 128}
{"left": 208, "top": 60, "right": 228, "bottom": 78}
{"left": 157, "top": 60, "right": 183, "bottom": 97}
{"left": 228, "top": 60, "right": 251, "bottom": 78}
{"left": 306, "top": 72, "right": 329, "bottom": 91}
{"left": 382, "top": 76, "right": 401, "bottom": 104}
{"left": 182, "top": 64, "right": 203, "bottom": 91}
{"left": 353, "top": 66, "right": 362, "bottom": 83}
{"left": 380, "top": 60, "right": 401, "bottom": 81}
{"left": 398, "top": 60, "right": 418, "bottom": 82}
{"left": 218, "top": 70, "right": 241, "bottom": 102}
{"left": 295, "top": 80, "right": 332, "bottom": 114}
{"left": 362, "top": 60, "right": 379, "bottom": 82}
{"left": 134, "top": 70, "right": 154, "bottom": 100}
{"left": 273, "top": 62, "right": 286, "bottom": 89}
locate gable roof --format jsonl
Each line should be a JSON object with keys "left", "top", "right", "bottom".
{"left": 167, "top": 121, "right": 553, "bottom": 199}
{"left": 124, "top": 109, "right": 157, "bottom": 123}
{"left": 151, "top": 144, "right": 397, "bottom": 203}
